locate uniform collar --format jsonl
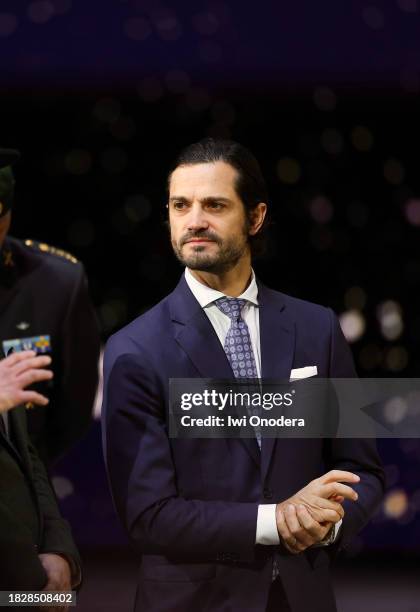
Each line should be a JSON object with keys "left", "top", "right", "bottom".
{"left": 184, "top": 267, "right": 259, "bottom": 308}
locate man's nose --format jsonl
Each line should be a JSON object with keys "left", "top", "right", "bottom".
{"left": 186, "top": 203, "right": 209, "bottom": 231}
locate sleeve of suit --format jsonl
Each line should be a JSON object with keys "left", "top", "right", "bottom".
{"left": 48, "top": 264, "right": 100, "bottom": 462}
{"left": 28, "top": 441, "right": 82, "bottom": 587}
{"left": 0, "top": 499, "right": 48, "bottom": 590}
{"left": 102, "top": 340, "right": 259, "bottom": 562}
{"left": 323, "top": 309, "right": 385, "bottom": 554}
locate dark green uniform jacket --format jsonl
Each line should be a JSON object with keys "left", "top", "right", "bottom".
{"left": 0, "top": 236, "right": 100, "bottom": 464}
{"left": 0, "top": 406, "right": 80, "bottom": 589}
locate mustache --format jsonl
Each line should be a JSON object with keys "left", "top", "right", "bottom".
{"left": 180, "top": 231, "right": 221, "bottom": 246}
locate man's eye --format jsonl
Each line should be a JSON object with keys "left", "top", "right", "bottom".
{"left": 208, "top": 202, "right": 224, "bottom": 209}
{"left": 173, "top": 201, "right": 186, "bottom": 209}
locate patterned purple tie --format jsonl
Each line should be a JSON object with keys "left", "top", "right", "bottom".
{"left": 215, "top": 297, "right": 280, "bottom": 581}
{"left": 214, "top": 297, "right": 261, "bottom": 448}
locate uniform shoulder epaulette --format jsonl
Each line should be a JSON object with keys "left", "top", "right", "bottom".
{"left": 24, "top": 239, "right": 79, "bottom": 264}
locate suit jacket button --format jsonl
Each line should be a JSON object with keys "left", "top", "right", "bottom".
{"left": 263, "top": 487, "right": 273, "bottom": 499}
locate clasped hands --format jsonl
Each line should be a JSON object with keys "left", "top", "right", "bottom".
{"left": 275, "top": 470, "right": 360, "bottom": 554}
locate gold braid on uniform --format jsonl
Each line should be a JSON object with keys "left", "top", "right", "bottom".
{"left": 24, "top": 239, "right": 78, "bottom": 264}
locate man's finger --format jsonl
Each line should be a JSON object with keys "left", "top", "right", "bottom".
{"left": 310, "top": 507, "right": 342, "bottom": 524}
{"left": 2, "top": 350, "right": 36, "bottom": 367}
{"left": 277, "top": 506, "right": 302, "bottom": 553}
{"left": 316, "top": 496, "right": 345, "bottom": 518}
{"left": 284, "top": 504, "right": 313, "bottom": 548}
{"left": 330, "top": 494, "right": 345, "bottom": 504}
{"left": 296, "top": 505, "right": 327, "bottom": 540}
{"left": 322, "top": 482, "right": 358, "bottom": 502}
{"left": 13, "top": 355, "right": 52, "bottom": 377}
{"left": 319, "top": 470, "right": 360, "bottom": 485}
{"left": 17, "top": 369, "right": 54, "bottom": 387}
{"left": 19, "top": 391, "right": 49, "bottom": 406}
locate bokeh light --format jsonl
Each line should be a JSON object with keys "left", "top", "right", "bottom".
{"left": 404, "top": 198, "right": 420, "bottom": 225}
{"left": 351, "top": 125, "right": 374, "bottom": 152}
{"left": 383, "top": 489, "right": 408, "bottom": 519}
{"left": 93, "top": 98, "right": 121, "bottom": 124}
{"left": 65, "top": 149, "right": 92, "bottom": 175}
{"left": 362, "top": 6, "right": 385, "bottom": 30}
{"left": 27, "top": 1, "right": 55, "bottom": 24}
{"left": 276, "top": 157, "right": 301, "bottom": 184}
{"left": 385, "top": 346, "right": 409, "bottom": 371}
{"left": 192, "top": 11, "right": 219, "bottom": 35}
{"left": 309, "top": 195, "right": 333, "bottom": 223}
{"left": 397, "top": 0, "right": 418, "bottom": 12}
{"left": 52, "top": 475, "right": 74, "bottom": 500}
{"left": 339, "top": 310, "right": 366, "bottom": 343}
{"left": 154, "top": 12, "right": 182, "bottom": 41}
{"left": 384, "top": 396, "right": 408, "bottom": 425}
{"left": 0, "top": 13, "right": 18, "bottom": 37}
{"left": 50, "top": 0, "right": 72, "bottom": 14}
{"left": 383, "top": 158, "right": 405, "bottom": 185}
{"left": 377, "top": 300, "right": 404, "bottom": 340}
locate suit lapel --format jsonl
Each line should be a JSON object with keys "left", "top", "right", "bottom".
{"left": 169, "top": 275, "right": 261, "bottom": 467}
{"left": 257, "top": 281, "right": 296, "bottom": 482}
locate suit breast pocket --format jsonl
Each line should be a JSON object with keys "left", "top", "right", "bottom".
{"left": 140, "top": 560, "right": 216, "bottom": 582}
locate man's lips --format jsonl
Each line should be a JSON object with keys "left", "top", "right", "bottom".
{"left": 185, "top": 238, "right": 214, "bottom": 244}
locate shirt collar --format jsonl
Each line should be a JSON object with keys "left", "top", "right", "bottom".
{"left": 184, "top": 267, "right": 259, "bottom": 308}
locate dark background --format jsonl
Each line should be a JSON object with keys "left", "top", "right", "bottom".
{"left": 1, "top": 0, "right": 420, "bottom": 608}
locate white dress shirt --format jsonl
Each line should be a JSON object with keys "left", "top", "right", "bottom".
{"left": 184, "top": 267, "right": 341, "bottom": 547}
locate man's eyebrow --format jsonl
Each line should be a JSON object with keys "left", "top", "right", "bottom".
{"left": 168, "top": 196, "right": 233, "bottom": 203}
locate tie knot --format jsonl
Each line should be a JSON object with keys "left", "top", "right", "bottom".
{"left": 214, "top": 297, "right": 246, "bottom": 320}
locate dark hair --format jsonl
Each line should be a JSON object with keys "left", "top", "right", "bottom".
{"left": 167, "top": 137, "right": 270, "bottom": 257}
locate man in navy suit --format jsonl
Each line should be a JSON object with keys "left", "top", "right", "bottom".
{"left": 102, "top": 138, "right": 384, "bottom": 611}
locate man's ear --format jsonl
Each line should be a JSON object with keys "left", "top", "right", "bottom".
{"left": 248, "top": 202, "right": 267, "bottom": 236}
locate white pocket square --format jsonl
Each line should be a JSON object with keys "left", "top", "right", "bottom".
{"left": 289, "top": 366, "right": 318, "bottom": 381}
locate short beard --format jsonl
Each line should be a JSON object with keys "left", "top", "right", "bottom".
{"left": 171, "top": 224, "right": 249, "bottom": 274}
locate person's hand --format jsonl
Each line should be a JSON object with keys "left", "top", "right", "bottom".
{"left": 275, "top": 470, "right": 360, "bottom": 553}
{"left": 38, "top": 553, "right": 71, "bottom": 612}
{"left": 276, "top": 504, "right": 335, "bottom": 553}
{"left": 0, "top": 350, "right": 53, "bottom": 414}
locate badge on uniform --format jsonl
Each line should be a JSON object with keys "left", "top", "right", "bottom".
{"left": 2, "top": 334, "right": 52, "bottom": 355}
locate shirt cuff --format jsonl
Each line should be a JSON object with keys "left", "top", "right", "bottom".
{"left": 255, "top": 504, "right": 280, "bottom": 545}
{"left": 313, "top": 518, "right": 343, "bottom": 547}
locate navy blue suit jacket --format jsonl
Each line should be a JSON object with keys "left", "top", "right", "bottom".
{"left": 102, "top": 274, "right": 385, "bottom": 612}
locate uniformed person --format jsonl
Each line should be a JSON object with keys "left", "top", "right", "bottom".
{"left": 0, "top": 148, "right": 101, "bottom": 464}
{"left": 0, "top": 350, "right": 81, "bottom": 593}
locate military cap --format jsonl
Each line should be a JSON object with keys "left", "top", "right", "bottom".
{"left": 0, "top": 148, "right": 20, "bottom": 218}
